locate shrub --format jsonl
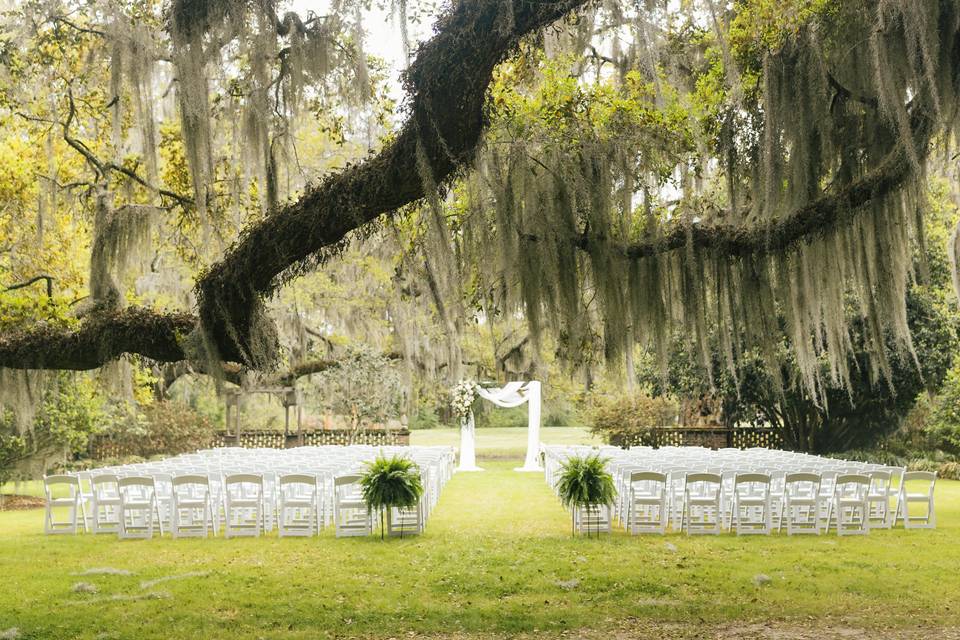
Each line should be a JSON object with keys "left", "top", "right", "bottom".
{"left": 360, "top": 456, "right": 424, "bottom": 539}
{"left": 825, "top": 449, "right": 908, "bottom": 466}
{"left": 587, "top": 393, "right": 678, "bottom": 446}
{"left": 907, "top": 458, "right": 942, "bottom": 473}
{"left": 555, "top": 454, "right": 615, "bottom": 537}
{"left": 105, "top": 402, "right": 215, "bottom": 458}
{"left": 409, "top": 408, "right": 441, "bottom": 430}
{"left": 0, "top": 434, "right": 26, "bottom": 486}
{"left": 141, "top": 402, "right": 215, "bottom": 456}
{"left": 936, "top": 462, "right": 960, "bottom": 480}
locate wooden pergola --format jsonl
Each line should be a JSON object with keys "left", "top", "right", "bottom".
{"left": 224, "top": 385, "right": 303, "bottom": 445}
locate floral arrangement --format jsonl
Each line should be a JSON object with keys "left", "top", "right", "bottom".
{"left": 450, "top": 379, "right": 480, "bottom": 420}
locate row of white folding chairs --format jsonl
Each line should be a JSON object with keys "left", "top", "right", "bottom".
{"left": 52, "top": 445, "right": 454, "bottom": 536}
{"left": 616, "top": 469, "right": 936, "bottom": 535}
{"left": 610, "top": 462, "right": 906, "bottom": 530}
{"left": 45, "top": 472, "right": 332, "bottom": 538}
{"left": 46, "top": 460, "right": 451, "bottom": 539}
{"left": 541, "top": 446, "right": 937, "bottom": 535}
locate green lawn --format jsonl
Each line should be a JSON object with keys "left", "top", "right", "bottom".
{"left": 411, "top": 425, "right": 601, "bottom": 459}
{"left": 1, "top": 453, "right": 959, "bottom": 639}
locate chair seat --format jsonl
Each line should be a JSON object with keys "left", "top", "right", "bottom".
{"left": 175, "top": 499, "right": 207, "bottom": 508}
{"left": 228, "top": 499, "right": 261, "bottom": 507}
{"left": 837, "top": 497, "right": 866, "bottom": 506}
{"left": 281, "top": 499, "right": 315, "bottom": 508}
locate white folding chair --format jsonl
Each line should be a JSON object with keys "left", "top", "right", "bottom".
{"left": 831, "top": 474, "right": 870, "bottom": 536}
{"left": 866, "top": 470, "right": 892, "bottom": 530}
{"left": 782, "top": 473, "right": 823, "bottom": 535}
{"left": 333, "top": 475, "right": 372, "bottom": 538}
{"left": 224, "top": 474, "right": 264, "bottom": 538}
{"left": 731, "top": 473, "right": 772, "bottom": 535}
{"left": 76, "top": 471, "right": 95, "bottom": 532}
{"left": 574, "top": 503, "right": 612, "bottom": 535}
{"left": 43, "top": 475, "right": 84, "bottom": 535}
{"left": 91, "top": 474, "right": 121, "bottom": 534}
{"left": 625, "top": 471, "right": 668, "bottom": 535}
{"left": 118, "top": 476, "right": 161, "bottom": 540}
{"left": 683, "top": 473, "right": 722, "bottom": 535}
{"left": 277, "top": 474, "right": 319, "bottom": 537}
{"left": 897, "top": 471, "right": 936, "bottom": 529}
{"left": 171, "top": 474, "right": 213, "bottom": 539}
{"left": 885, "top": 466, "right": 906, "bottom": 527}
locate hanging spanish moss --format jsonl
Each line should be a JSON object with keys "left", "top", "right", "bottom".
{"left": 0, "top": 369, "right": 50, "bottom": 435}
{"left": 89, "top": 193, "right": 157, "bottom": 307}
{"left": 107, "top": 14, "right": 160, "bottom": 186}
{"left": 461, "top": 0, "right": 960, "bottom": 401}
{"left": 169, "top": 0, "right": 363, "bottom": 223}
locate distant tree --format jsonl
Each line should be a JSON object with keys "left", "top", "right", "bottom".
{"left": 643, "top": 288, "right": 958, "bottom": 453}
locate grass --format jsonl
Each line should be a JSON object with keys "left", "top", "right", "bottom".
{"left": 411, "top": 426, "right": 601, "bottom": 460}
{"left": 1, "top": 430, "right": 958, "bottom": 638}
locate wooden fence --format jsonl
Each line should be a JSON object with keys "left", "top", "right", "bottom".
{"left": 615, "top": 427, "right": 783, "bottom": 450}
{"left": 87, "top": 428, "right": 411, "bottom": 460}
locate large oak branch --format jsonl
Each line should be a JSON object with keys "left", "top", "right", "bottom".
{"left": 0, "top": 307, "right": 194, "bottom": 370}
{"left": 195, "top": 0, "right": 591, "bottom": 366}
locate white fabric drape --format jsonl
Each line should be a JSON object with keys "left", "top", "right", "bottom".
{"left": 456, "top": 381, "right": 542, "bottom": 473}
{"left": 456, "top": 411, "right": 482, "bottom": 472}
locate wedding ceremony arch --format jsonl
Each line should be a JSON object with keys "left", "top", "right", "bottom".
{"left": 455, "top": 381, "right": 542, "bottom": 473}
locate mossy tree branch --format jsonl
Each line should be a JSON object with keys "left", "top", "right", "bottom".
{"left": 0, "top": 307, "right": 195, "bottom": 370}
{"left": 0, "top": 1, "right": 947, "bottom": 373}
{"left": 194, "top": 0, "right": 593, "bottom": 367}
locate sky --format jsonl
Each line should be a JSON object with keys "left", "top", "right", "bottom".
{"left": 289, "top": 0, "right": 440, "bottom": 105}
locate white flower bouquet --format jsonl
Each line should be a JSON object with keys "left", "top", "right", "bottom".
{"left": 450, "top": 379, "right": 480, "bottom": 420}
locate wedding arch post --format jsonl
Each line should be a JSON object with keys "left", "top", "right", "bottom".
{"left": 457, "top": 410, "right": 483, "bottom": 472}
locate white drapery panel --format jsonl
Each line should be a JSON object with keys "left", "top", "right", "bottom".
{"left": 457, "top": 381, "right": 542, "bottom": 473}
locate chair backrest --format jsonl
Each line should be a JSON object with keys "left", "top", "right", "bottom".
{"left": 902, "top": 471, "right": 937, "bottom": 495}
{"left": 835, "top": 474, "right": 870, "bottom": 498}
{"left": 280, "top": 473, "right": 317, "bottom": 486}
{"left": 280, "top": 474, "right": 318, "bottom": 498}
{"left": 225, "top": 473, "right": 263, "bottom": 485}
{"left": 735, "top": 473, "right": 771, "bottom": 485}
{"left": 335, "top": 474, "right": 362, "bottom": 487}
{"left": 784, "top": 472, "right": 820, "bottom": 495}
{"left": 685, "top": 472, "right": 721, "bottom": 485}
{"left": 868, "top": 470, "right": 891, "bottom": 490}
{"left": 118, "top": 476, "right": 155, "bottom": 490}
{"left": 630, "top": 471, "right": 667, "bottom": 484}
{"left": 224, "top": 473, "right": 263, "bottom": 498}
{"left": 44, "top": 475, "right": 79, "bottom": 498}
{"left": 91, "top": 474, "right": 119, "bottom": 496}
{"left": 173, "top": 474, "right": 209, "bottom": 487}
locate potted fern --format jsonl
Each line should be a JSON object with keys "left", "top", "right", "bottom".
{"left": 360, "top": 455, "right": 425, "bottom": 539}
{"left": 555, "top": 454, "right": 616, "bottom": 537}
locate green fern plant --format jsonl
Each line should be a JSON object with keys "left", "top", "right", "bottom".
{"left": 360, "top": 455, "right": 424, "bottom": 539}
{"left": 555, "top": 454, "right": 615, "bottom": 537}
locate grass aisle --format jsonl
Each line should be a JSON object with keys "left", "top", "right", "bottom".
{"left": 1, "top": 454, "right": 959, "bottom": 638}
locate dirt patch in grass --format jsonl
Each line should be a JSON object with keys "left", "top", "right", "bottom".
{"left": 0, "top": 495, "right": 44, "bottom": 511}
